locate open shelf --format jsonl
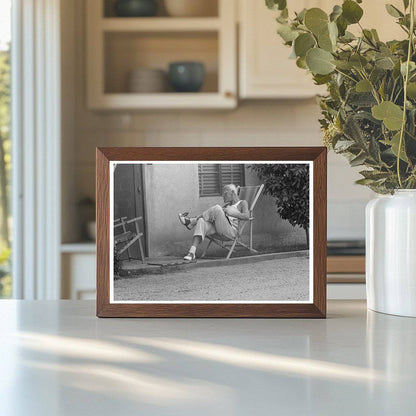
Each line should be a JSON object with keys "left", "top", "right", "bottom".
{"left": 104, "top": 31, "right": 218, "bottom": 94}
{"left": 86, "top": 0, "right": 236, "bottom": 109}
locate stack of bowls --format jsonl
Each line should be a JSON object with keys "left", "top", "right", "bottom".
{"left": 127, "top": 68, "right": 167, "bottom": 93}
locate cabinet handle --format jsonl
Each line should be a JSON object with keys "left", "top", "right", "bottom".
{"left": 225, "top": 91, "right": 234, "bottom": 98}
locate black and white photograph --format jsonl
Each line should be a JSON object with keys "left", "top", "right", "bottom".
{"left": 110, "top": 161, "right": 313, "bottom": 303}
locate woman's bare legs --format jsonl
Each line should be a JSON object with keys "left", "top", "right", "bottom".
{"left": 184, "top": 205, "right": 235, "bottom": 261}
{"left": 190, "top": 235, "right": 202, "bottom": 251}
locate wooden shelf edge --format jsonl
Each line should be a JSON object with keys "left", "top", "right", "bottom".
{"left": 101, "top": 17, "right": 221, "bottom": 32}
{"left": 88, "top": 93, "right": 237, "bottom": 110}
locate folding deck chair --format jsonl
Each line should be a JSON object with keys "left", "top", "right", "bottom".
{"left": 201, "top": 184, "right": 264, "bottom": 260}
{"left": 114, "top": 216, "right": 145, "bottom": 263}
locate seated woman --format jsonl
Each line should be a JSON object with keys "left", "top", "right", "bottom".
{"left": 178, "top": 184, "right": 249, "bottom": 262}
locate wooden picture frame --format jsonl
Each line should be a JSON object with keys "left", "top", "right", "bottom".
{"left": 96, "top": 147, "right": 327, "bottom": 318}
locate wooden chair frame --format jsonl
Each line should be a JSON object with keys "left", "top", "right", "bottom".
{"left": 201, "top": 184, "right": 264, "bottom": 259}
{"left": 114, "top": 216, "right": 145, "bottom": 263}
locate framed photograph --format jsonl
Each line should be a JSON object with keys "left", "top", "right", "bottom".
{"left": 96, "top": 147, "right": 327, "bottom": 318}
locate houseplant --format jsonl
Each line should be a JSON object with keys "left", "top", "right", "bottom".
{"left": 266, "top": 0, "right": 416, "bottom": 316}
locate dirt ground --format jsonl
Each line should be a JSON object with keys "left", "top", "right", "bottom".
{"left": 114, "top": 256, "right": 310, "bottom": 302}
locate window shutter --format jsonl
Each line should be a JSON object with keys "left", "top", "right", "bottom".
{"left": 198, "top": 164, "right": 220, "bottom": 196}
{"left": 199, "top": 164, "right": 245, "bottom": 196}
{"left": 221, "top": 164, "right": 244, "bottom": 187}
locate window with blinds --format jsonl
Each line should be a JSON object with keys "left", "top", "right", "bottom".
{"left": 198, "top": 164, "right": 245, "bottom": 196}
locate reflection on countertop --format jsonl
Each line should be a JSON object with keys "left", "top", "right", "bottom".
{"left": 0, "top": 300, "right": 415, "bottom": 415}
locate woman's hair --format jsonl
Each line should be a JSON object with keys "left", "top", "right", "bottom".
{"left": 223, "top": 184, "right": 240, "bottom": 203}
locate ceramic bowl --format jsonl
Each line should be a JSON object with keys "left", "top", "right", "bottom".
{"left": 168, "top": 62, "right": 205, "bottom": 92}
{"left": 114, "top": 0, "right": 158, "bottom": 17}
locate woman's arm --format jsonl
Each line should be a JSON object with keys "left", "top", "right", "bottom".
{"left": 224, "top": 200, "right": 250, "bottom": 220}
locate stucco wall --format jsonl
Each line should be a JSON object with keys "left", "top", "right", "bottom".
{"left": 143, "top": 163, "right": 307, "bottom": 258}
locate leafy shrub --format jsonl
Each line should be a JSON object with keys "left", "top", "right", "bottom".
{"left": 250, "top": 164, "right": 310, "bottom": 246}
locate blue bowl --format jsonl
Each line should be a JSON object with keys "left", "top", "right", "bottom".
{"left": 114, "top": 0, "right": 158, "bottom": 17}
{"left": 169, "top": 62, "right": 205, "bottom": 93}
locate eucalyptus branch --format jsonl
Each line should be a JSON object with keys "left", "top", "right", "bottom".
{"left": 358, "top": 22, "right": 378, "bottom": 49}
{"left": 334, "top": 68, "right": 358, "bottom": 83}
{"left": 267, "top": 0, "right": 416, "bottom": 192}
{"left": 397, "top": 0, "right": 415, "bottom": 187}
{"left": 393, "top": 86, "right": 404, "bottom": 103}
{"left": 358, "top": 69, "right": 381, "bottom": 104}
{"left": 390, "top": 79, "right": 398, "bottom": 101}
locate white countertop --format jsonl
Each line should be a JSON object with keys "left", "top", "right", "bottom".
{"left": 0, "top": 300, "right": 415, "bottom": 415}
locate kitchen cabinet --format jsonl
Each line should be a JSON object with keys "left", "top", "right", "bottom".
{"left": 61, "top": 244, "right": 96, "bottom": 300}
{"left": 238, "top": 0, "right": 404, "bottom": 99}
{"left": 239, "top": 0, "right": 323, "bottom": 99}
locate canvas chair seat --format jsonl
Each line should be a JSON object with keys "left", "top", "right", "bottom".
{"left": 201, "top": 185, "right": 264, "bottom": 260}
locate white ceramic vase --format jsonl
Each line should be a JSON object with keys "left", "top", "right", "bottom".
{"left": 366, "top": 190, "right": 416, "bottom": 317}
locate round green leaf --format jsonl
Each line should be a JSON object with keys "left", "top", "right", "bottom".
{"left": 328, "top": 21, "right": 338, "bottom": 42}
{"left": 336, "top": 15, "right": 348, "bottom": 36}
{"left": 375, "top": 56, "right": 395, "bottom": 70}
{"left": 266, "top": 0, "right": 287, "bottom": 11}
{"left": 318, "top": 32, "right": 333, "bottom": 52}
{"left": 407, "top": 82, "right": 416, "bottom": 99}
{"left": 371, "top": 101, "right": 403, "bottom": 130}
{"left": 317, "top": 22, "right": 338, "bottom": 52}
{"left": 306, "top": 48, "right": 335, "bottom": 75}
{"left": 342, "top": 0, "right": 363, "bottom": 24}
{"left": 294, "top": 33, "right": 315, "bottom": 57}
{"left": 330, "top": 5, "right": 343, "bottom": 22}
{"left": 304, "top": 8, "right": 329, "bottom": 35}
{"left": 333, "top": 59, "right": 353, "bottom": 70}
{"left": 356, "top": 79, "right": 372, "bottom": 92}
{"left": 277, "top": 23, "right": 299, "bottom": 42}
{"left": 296, "top": 57, "right": 307, "bottom": 69}
{"left": 350, "top": 53, "right": 368, "bottom": 69}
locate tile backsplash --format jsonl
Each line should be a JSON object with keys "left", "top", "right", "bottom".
{"left": 69, "top": 100, "right": 373, "bottom": 242}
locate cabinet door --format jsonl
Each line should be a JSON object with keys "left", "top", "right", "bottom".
{"left": 239, "top": 0, "right": 320, "bottom": 99}
{"left": 239, "top": 0, "right": 405, "bottom": 99}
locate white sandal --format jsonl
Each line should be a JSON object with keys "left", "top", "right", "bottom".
{"left": 178, "top": 212, "right": 193, "bottom": 230}
{"left": 183, "top": 251, "right": 196, "bottom": 262}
